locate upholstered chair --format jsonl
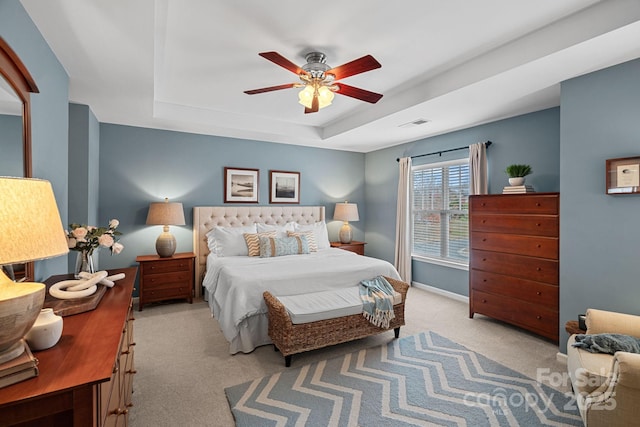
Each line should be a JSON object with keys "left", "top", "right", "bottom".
{"left": 566, "top": 308, "right": 640, "bottom": 426}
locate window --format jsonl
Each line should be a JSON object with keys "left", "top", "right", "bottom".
{"left": 412, "top": 158, "right": 469, "bottom": 266}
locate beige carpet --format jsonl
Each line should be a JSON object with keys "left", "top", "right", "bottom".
{"left": 128, "top": 286, "right": 568, "bottom": 426}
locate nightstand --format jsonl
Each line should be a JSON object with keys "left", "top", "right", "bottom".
{"left": 330, "top": 241, "right": 366, "bottom": 255}
{"left": 136, "top": 252, "right": 195, "bottom": 311}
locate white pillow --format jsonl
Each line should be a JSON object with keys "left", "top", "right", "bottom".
{"left": 256, "top": 222, "right": 297, "bottom": 238}
{"left": 212, "top": 225, "right": 257, "bottom": 257}
{"left": 295, "top": 221, "right": 330, "bottom": 250}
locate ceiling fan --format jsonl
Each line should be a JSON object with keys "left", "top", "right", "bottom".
{"left": 244, "top": 51, "right": 383, "bottom": 114}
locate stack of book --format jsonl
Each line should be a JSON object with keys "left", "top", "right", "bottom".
{"left": 0, "top": 340, "right": 39, "bottom": 389}
{"left": 502, "top": 185, "right": 535, "bottom": 194}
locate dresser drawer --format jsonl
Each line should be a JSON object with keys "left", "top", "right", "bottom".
{"left": 471, "top": 232, "right": 558, "bottom": 259}
{"left": 470, "top": 194, "right": 558, "bottom": 214}
{"left": 470, "top": 214, "right": 558, "bottom": 237}
{"left": 470, "top": 249, "right": 558, "bottom": 284}
{"left": 144, "top": 286, "right": 191, "bottom": 301}
{"left": 473, "top": 290, "right": 559, "bottom": 340}
{"left": 471, "top": 270, "right": 558, "bottom": 307}
{"left": 141, "top": 258, "right": 192, "bottom": 274}
{"left": 142, "top": 271, "right": 191, "bottom": 289}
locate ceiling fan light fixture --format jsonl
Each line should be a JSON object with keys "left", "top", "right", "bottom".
{"left": 298, "top": 84, "right": 334, "bottom": 109}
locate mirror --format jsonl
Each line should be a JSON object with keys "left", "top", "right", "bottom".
{"left": 0, "top": 37, "right": 39, "bottom": 281}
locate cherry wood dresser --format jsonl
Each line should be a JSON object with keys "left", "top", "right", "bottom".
{"left": 0, "top": 267, "right": 137, "bottom": 426}
{"left": 469, "top": 193, "right": 559, "bottom": 342}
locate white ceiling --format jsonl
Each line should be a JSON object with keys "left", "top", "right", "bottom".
{"left": 20, "top": 0, "right": 640, "bottom": 153}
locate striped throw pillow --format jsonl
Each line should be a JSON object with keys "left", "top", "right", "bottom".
{"left": 287, "top": 230, "right": 317, "bottom": 252}
{"left": 243, "top": 232, "right": 276, "bottom": 256}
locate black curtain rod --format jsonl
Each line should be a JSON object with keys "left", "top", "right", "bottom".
{"left": 396, "top": 140, "right": 492, "bottom": 162}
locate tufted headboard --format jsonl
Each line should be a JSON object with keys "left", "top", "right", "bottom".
{"left": 192, "top": 205, "right": 325, "bottom": 297}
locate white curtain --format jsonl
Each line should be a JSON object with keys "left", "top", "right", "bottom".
{"left": 469, "top": 142, "right": 488, "bottom": 195}
{"left": 394, "top": 157, "right": 412, "bottom": 284}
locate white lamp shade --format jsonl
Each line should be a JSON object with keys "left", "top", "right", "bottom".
{"left": 333, "top": 202, "right": 359, "bottom": 222}
{"left": 0, "top": 177, "right": 69, "bottom": 264}
{"left": 146, "top": 198, "right": 185, "bottom": 226}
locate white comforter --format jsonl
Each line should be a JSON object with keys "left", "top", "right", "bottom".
{"left": 202, "top": 248, "right": 401, "bottom": 352}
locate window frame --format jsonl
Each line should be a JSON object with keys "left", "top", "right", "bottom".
{"left": 411, "top": 157, "right": 470, "bottom": 270}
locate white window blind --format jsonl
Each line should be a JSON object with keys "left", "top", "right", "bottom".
{"left": 412, "top": 159, "right": 469, "bottom": 265}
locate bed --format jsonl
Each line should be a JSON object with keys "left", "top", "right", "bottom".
{"left": 193, "top": 206, "right": 402, "bottom": 354}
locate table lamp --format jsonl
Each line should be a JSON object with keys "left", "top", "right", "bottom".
{"left": 146, "top": 198, "right": 185, "bottom": 257}
{"left": 0, "top": 177, "right": 69, "bottom": 364}
{"left": 334, "top": 201, "right": 359, "bottom": 244}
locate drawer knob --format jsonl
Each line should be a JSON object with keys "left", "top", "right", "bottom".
{"left": 482, "top": 258, "right": 487, "bottom": 262}
{"left": 537, "top": 244, "right": 541, "bottom": 248}
{"left": 536, "top": 315, "right": 542, "bottom": 320}
{"left": 536, "top": 291, "right": 541, "bottom": 296}
{"left": 483, "top": 279, "right": 487, "bottom": 282}
{"left": 536, "top": 203, "right": 541, "bottom": 206}
{"left": 482, "top": 299, "right": 487, "bottom": 303}
{"left": 536, "top": 267, "right": 542, "bottom": 271}
{"left": 537, "top": 223, "right": 541, "bottom": 227}
{"left": 127, "top": 369, "right": 138, "bottom": 374}
{"left": 482, "top": 238, "right": 487, "bottom": 242}
{"left": 482, "top": 220, "right": 486, "bottom": 224}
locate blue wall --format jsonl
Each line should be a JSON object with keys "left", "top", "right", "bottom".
{"left": 559, "top": 58, "right": 640, "bottom": 352}
{"left": 68, "top": 103, "right": 100, "bottom": 271}
{"left": 95, "top": 123, "right": 366, "bottom": 273}
{"left": 0, "top": 0, "right": 69, "bottom": 280}
{"left": 365, "top": 108, "right": 561, "bottom": 295}
{"left": 0, "top": 114, "right": 23, "bottom": 176}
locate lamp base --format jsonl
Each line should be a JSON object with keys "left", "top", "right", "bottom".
{"left": 156, "top": 231, "right": 177, "bottom": 257}
{"left": 339, "top": 222, "right": 353, "bottom": 244}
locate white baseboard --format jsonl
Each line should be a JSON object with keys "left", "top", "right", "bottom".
{"left": 556, "top": 352, "right": 568, "bottom": 365}
{"left": 412, "top": 281, "right": 469, "bottom": 303}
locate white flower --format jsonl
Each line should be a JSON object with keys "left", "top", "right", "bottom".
{"left": 98, "top": 234, "right": 115, "bottom": 248}
{"left": 67, "top": 219, "right": 124, "bottom": 255}
{"left": 72, "top": 227, "right": 88, "bottom": 240}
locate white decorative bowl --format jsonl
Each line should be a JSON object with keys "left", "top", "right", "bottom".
{"left": 25, "top": 308, "right": 63, "bottom": 351}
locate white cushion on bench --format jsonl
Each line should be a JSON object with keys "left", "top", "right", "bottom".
{"left": 276, "top": 286, "right": 402, "bottom": 325}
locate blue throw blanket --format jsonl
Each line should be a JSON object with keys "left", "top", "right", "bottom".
{"left": 359, "top": 276, "right": 395, "bottom": 328}
{"left": 572, "top": 333, "right": 640, "bottom": 355}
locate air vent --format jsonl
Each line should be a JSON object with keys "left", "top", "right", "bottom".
{"left": 399, "top": 118, "right": 430, "bottom": 128}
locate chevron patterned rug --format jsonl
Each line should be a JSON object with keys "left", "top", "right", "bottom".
{"left": 225, "top": 332, "right": 582, "bottom": 426}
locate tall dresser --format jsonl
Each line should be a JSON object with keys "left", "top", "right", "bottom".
{"left": 469, "top": 193, "right": 559, "bottom": 342}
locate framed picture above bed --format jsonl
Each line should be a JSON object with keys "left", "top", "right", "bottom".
{"left": 224, "top": 167, "right": 259, "bottom": 203}
{"left": 269, "top": 170, "right": 300, "bottom": 204}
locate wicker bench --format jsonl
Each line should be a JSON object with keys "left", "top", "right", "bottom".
{"left": 263, "top": 276, "right": 409, "bottom": 367}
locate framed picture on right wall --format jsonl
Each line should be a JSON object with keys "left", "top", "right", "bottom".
{"left": 269, "top": 170, "right": 300, "bottom": 204}
{"left": 606, "top": 156, "right": 640, "bottom": 195}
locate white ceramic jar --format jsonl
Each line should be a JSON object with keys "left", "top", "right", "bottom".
{"left": 25, "top": 308, "right": 63, "bottom": 351}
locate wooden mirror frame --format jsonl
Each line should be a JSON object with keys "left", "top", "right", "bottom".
{"left": 0, "top": 37, "right": 40, "bottom": 281}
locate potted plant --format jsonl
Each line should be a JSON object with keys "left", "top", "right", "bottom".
{"left": 505, "top": 164, "right": 532, "bottom": 186}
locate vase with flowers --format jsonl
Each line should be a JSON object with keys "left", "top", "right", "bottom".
{"left": 67, "top": 219, "right": 124, "bottom": 278}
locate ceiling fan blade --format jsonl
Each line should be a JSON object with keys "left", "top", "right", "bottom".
{"left": 244, "top": 83, "right": 297, "bottom": 95}
{"left": 325, "top": 55, "right": 381, "bottom": 80}
{"left": 259, "top": 51, "right": 309, "bottom": 76}
{"left": 335, "top": 83, "right": 383, "bottom": 104}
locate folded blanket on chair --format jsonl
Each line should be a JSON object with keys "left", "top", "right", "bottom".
{"left": 359, "top": 275, "right": 395, "bottom": 329}
{"left": 572, "top": 333, "right": 640, "bottom": 354}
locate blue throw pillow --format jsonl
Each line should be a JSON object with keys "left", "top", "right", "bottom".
{"left": 259, "top": 235, "right": 310, "bottom": 257}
